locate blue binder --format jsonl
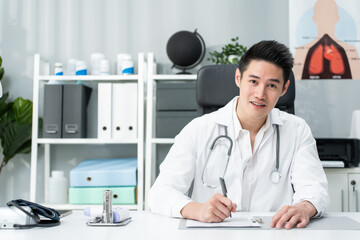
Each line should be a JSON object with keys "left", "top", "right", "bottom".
{"left": 70, "top": 158, "right": 137, "bottom": 187}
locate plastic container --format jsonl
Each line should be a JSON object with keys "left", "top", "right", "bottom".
{"left": 99, "top": 59, "right": 110, "bottom": 75}
{"left": 76, "top": 61, "right": 87, "bottom": 75}
{"left": 91, "top": 53, "right": 105, "bottom": 75}
{"left": 121, "top": 55, "right": 134, "bottom": 75}
{"left": 67, "top": 59, "right": 77, "bottom": 75}
{"left": 117, "top": 53, "right": 134, "bottom": 75}
{"left": 54, "top": 62, "right": 63, "bottom": 76}
{"left": 48, "top": 170, "right": 68, "bottom": 204}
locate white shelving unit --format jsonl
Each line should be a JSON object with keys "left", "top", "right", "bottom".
{"left": 144, "top": 53, "right": 197, "bottom": 205}
{"left": 30, "top": 53, "right": 145, "bottom": 210}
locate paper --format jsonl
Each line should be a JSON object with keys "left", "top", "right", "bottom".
{"left": 186, "top": 213, "right": 262, "bottom": 228}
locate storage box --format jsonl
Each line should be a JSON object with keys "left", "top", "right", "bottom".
{"left": 69, "top": 186, "right": 136, "bottom": 204}
{"left": 70, "top": 158, "right": 137, "bottom": 187}
{"left": 156, "top": 81, "right": 198, "bottom": 111}
{"left": 156, "top": 111, "right": 199, "bottom": 138}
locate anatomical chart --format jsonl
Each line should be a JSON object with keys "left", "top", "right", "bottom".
{"left": 290, "top": 0, "right": 360, "bottom": 80}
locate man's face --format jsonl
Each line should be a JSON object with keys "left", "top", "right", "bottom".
{"left": 235, "top": 60, "right": 289, "bottom": 124}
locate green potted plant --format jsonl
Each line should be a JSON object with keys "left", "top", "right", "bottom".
{"left": 208, "top": 37, "right": 247, "bottom": 64}
{"left": 0, "top": 56, "right": 41, "bottom": 175}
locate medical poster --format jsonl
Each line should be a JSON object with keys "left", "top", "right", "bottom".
{"left": 289, "top": 0, "right": 360, "bottom": 80}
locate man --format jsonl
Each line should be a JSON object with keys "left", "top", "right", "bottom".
{"left": 148, "top": 40, "right": 329, "bottom": 229}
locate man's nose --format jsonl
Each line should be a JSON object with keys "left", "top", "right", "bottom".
{"left": 254, "top": 85, "right": 267, "bottom": 99}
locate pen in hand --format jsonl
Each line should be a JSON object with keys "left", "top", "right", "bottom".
{"left": 219, "top": 177, "right": 232, "bottom": 218}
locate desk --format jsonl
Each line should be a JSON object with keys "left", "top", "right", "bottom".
{"left": 1, "top": 211, "right": 360, "bottom": 240}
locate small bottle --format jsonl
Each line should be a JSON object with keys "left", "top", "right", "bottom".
{"left": 99, "top": 59, "right": 110, "bottom": 75}
{"left": 48, "top": 170, "right": 68, "bottom": 204}
{"left": 122, "top": 55, "right": 134, "bottom": 75}
{"left": 117, "top": 53, "right": 131, "bottom": 75}
{"left": 67, "top": 59, "right": 77, "bottom": 75}
{"left": 76, "top": 61, "right": 87, "bottom": 75}
{"left": 91, "top": 53, "right": 105, "bottom": 75}
{"left": 54, "top": 62, "right": 63, "bottom": 75}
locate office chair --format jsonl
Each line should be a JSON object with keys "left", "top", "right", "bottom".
{"left": 196, "top": 64, "right": 295, "bottom": 115}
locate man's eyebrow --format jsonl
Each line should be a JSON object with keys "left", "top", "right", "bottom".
{"left": 269, "top": 79, "right": 281, "bottom": 84}
{"left": 249, "top": 75, "right": 281, "bottom": 84}
{"left": 249, "top": 74, "right": 260, "bottom": 79}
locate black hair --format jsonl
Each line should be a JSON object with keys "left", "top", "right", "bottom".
{"left": 238, "top": 40, "right": 294, "bottom": 86}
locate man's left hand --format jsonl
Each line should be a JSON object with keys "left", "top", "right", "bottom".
{"left": 270, "top": 201, "right": 317, "bottom": 230}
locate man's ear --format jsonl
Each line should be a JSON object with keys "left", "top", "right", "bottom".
{"left": 280, "top": 80, "right": 290, "bottom": 97}
{"left": 235, "top": 68, "right": 241, "bottom": 88}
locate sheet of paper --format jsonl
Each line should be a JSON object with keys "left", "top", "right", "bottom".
{"left": 186, "top": 213, "right": 262, "bottom": 228}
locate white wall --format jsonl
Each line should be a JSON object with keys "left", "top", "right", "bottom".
{"left": 1, "top": 0, "right": 359, "bottom": 205}
{"left": 0, "top": 0, "right": 290, "bottom": 204}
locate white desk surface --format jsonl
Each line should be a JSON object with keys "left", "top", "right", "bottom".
{"left": 1, "top": 211, "right": 360, "bottom": 240}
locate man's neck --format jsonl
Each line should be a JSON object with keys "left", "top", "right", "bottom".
{"left": 235, "top": 102, "right": 267, "bottom": 135}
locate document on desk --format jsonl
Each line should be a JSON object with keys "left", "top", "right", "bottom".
{"left": 186, "top": 213, "right": 262, "bottom": 228}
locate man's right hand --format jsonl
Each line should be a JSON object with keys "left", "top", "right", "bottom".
{"left": 180, "top": 193, "right": 237, "bottom": 223}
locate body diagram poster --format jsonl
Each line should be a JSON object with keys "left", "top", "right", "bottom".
{"left": 290, "top": 0, "right": 360, "bottom": 80}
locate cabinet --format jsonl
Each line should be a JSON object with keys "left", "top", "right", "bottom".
{"left": 144, "top": 53, "right": 198, "bottom": 204}
{"left": 30, "top": 53, "right": 145, "bottom": 210}
{"left": 325, "top": 168, "right": 360, "bottom": 212}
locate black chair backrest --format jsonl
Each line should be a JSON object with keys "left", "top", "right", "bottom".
{"left": 196, "top": 64, "right": 295, "bottom": 115}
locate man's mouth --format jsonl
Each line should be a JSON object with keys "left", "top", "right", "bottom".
{"left": 250, "top": 101, "right": 266, "bottom": 107}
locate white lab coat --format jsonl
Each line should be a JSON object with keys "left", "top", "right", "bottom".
{"left": 148, "top": 97, "right": 329, "bottom": 218}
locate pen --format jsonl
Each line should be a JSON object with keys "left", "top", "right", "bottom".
{"left": 219, "top": 177, "right": 232, "bottom": 218}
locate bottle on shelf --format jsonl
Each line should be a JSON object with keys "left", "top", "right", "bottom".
{"left": 76, "top": 61, "right": 87, "bottom": 75}
{"left": 48, "top": 170, "right": 68, "bottom": 204}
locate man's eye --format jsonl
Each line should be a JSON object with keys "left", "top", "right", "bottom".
{"left": 268, "top": 84, "right": 277, "bottom": 88}
{"left": 250, "top": 80, "right": 257, "bottom": 84}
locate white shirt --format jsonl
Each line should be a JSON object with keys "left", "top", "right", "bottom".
{"left": 148, "top": 97, "right": 329, "bottom": 218}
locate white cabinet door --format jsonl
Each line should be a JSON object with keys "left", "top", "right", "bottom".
{"left": 326, "top": 173, "right": 348, "bottom": 212}
{"left": 348, "top": 173, "right": 360, "bottom": 212}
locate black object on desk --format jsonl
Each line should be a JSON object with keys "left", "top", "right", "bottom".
{"left": 316, "top": 138, "right": 360, "bottom": 167}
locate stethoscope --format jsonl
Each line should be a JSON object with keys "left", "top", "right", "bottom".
{"left": 201, "top": 124, "right": 281, "bottom": 188}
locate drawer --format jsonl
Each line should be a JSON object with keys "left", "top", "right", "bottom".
{"left": 156, "top": 111, "right": 199, "bottom": 138}
{"left": 69, "top": 186, "right": 136, "bottom": 204}
{"left": 156, "top": 81, "right": 198, "bottom": 111}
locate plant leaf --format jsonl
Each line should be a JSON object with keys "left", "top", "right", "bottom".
{"left": 13, "top": 97, "right": 32, "bottom": 125}
{"left": 0, "top": 67, "right": 4, "bottom": 81}
{"left": 0, "top": 121, "right": 32, "bottom": 162}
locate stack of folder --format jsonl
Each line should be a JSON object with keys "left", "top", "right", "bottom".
{"left": 43, "top": 83, "right": 92, "bottom": 138}
{"left": 97, "top": 83, "right": 138, "bottom": 139}
{"left": 69, "top": 158, "right": 137, "bottom": 205}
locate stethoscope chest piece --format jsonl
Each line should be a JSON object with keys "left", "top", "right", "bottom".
{"left": 270, "top": 170, "right": 281, "bottom": 184}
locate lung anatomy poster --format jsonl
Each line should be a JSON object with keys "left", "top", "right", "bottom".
{"left": 290, "top": 0, "right": 360, "bottom": 80}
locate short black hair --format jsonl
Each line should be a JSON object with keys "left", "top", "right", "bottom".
{"left": 238, "top": 40, "right": 294, "bottom": 86}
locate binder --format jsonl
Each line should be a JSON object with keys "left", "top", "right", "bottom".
{"left": 97, "top": 83, "right": 112, "bottom": 139}
{"left": 43, "top": 84, "right": 63, "bottom": 138}
{"left": 62, "top": 84, "right": 92, "bottom": 138}
{"left": 112, "top": 83, "right": 138, "bottom": 139}
{"left": 69, "top": 158, "right": 138, "bottom": 187}
{"left": 69, "top": 186, "right": 136, "bottom": 204}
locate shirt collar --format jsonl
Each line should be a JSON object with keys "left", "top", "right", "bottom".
{"left": 231, "top": 97, "right": 284, "bottom": 139}
{"left": 212, "top": 96, "right": 284, "bottom": 135}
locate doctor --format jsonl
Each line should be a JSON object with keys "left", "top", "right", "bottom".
{"left": 148, "top": 40, "right": 329, "bottom": 229}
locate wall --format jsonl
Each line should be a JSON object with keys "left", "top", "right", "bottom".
{"left": 1, "top": 0, "right": 358, "bottom": 204}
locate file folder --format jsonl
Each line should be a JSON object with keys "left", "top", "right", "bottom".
{"left": 62, "top": 84, "right": 92, "bottom": 138}
{"left": 112, "top": 83, "right": 137, "bottom": 139}
{"left": 97, "top": 83, "right": 112, "bottom": 139}
{"left": 69, "top": 158, "right": 138, "bottom": 187}
{"left": 69, "top": 186, "right": 136, "bottom": 205}
{"left": 43, "top": 84, "right": 63, "bottom": 138}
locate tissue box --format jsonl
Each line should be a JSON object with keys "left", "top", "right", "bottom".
{"left": 70, "top": 158, "right": 137, "bottom": 187}
{"left": 69, "top": 186, "right": 136, "bottom": 204}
